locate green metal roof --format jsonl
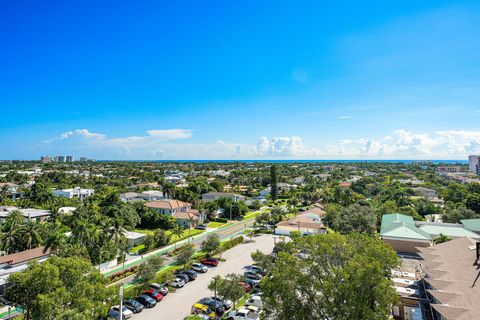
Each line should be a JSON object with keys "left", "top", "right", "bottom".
{"left": 381, "top": 221, "right": 432, "bottom": 241}
{"left": 418, "top": 224, "right": 480, "bottom": 239}
{"left": 460, "top": 218, "right": 480, "bottom": 232}
{"left": 381, "top": 213, "right": 415, "bottom": 226}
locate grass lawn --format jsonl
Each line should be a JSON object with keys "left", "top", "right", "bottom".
{"left": 129, "top": 244, "right": 145, "bottom": 254}
{"left": 242, "top": 211, "right": 261, "bottom": 221}
{"left": 207, "top": 221, "right": 226, "bottom": 228}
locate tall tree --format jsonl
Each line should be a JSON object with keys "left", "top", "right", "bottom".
{"left": 201, "top": 234, "right": 220, "bottom": 257}
{"left": 270, "top": 165, "right": 278, "bottom": 201}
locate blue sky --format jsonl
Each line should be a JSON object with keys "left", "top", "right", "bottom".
{"left": 1, "top": 1, "right": 480, "bottom": 160}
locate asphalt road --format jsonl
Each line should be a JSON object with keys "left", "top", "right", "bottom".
{"left": 103, "top": 217, "right": 257, "bottom": 278}
{"left": 132, "top": 234, "right": 275, "bottom": 320}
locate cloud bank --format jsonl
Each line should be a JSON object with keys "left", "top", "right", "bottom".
{"left": 41, "top": 128, "right": 480, "bottom": 160}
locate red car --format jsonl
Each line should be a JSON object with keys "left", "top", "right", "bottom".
{"left": 238, "top": 282, "right": 251, "bottom": 292}
{"left": 201, "top": 258, "right": 219, "bottom": 267}
{"left": 142, "top": 289, "right": 163, "bottom": 302}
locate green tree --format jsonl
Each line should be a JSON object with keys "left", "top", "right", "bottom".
{"left": 171, "top": 225, "right": 184, "bottom": 248}
{"left": 176, "top": 243, "right": 195, "bottom": 269}
{"left": 433, "top": 233, "right": 451, "bottom": 244}
{"left": 261, "top": 233, "right": 400, "bottom": 320}
{"left": 208, "top": 273, "right": 245, "bottom": 309}
{"left": 270, "top": 165, "right": 278, "bottom": 201}
{"left": 201, "top": 233, "right": 220, "bottom": 257}
{"left": 329, "top": 203, "right": 377, "bottom": 234}
{"left": 6, "top": 256, "right": 113, "bottom": 320}
{"left": 135, "top": 256, "right": 164, "bottom": 285}
{"left": 441, "top": 207, "right": 480, "bottom": 223}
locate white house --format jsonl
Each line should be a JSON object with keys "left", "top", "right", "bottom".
{"left": 201, "top": 192, "right": 245, "bottom": 202}
{"left": 53, "top": 187, "right": 94, "bottom": 200}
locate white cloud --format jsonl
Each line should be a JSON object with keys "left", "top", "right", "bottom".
{"left": 336, "top": 116, "right": 352, "bottom": 119}
{"left": 41, "top": 128, "right": 480, "bottom": 160}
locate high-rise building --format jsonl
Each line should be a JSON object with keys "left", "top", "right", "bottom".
{"left": 66, "top": 155, "right": 74, "bottom": 162}
{"left": 469, "top": 155, "right": 480, "bottom": 175}
{"left": 57, "top": 156, "right": 66, "bottom": 163}
{"left": 40, "top": 156, "right": 51, "bottom": 163}
{"left": 80, "top": 157, "right": 87, "bottom": 162}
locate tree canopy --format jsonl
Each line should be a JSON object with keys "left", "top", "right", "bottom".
{"left": 261, "top": 233, "right": 400, "bottom": 320}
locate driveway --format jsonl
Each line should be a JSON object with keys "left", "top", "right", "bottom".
{"left": 133, "top": 234, "right": 275, "bottom": 320}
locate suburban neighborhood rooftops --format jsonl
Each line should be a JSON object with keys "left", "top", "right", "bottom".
{"left": 145, "top": 200, "right": 191, "bottom": 209}
{"left": 0, "top": 207, "right": 51, "bottom": 218}
{"left": 381, "top": 221, "right": 432, "bottom": 241}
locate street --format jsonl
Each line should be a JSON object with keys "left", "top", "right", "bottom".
{"left": 133, "top": 234, "right": 275, "bottom": 320}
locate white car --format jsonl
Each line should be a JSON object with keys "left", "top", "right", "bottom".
{"left": 192, "top": 262, "right": 208, "bottom": 273}
{"left": 244, "top": 294, "right": 263, "bottom": 309}
{"left": 169, "top": 277, "right": 186, "bottom": 288}
{"left": 108, "top": 305, "right": 133, "bottom": 319}
{"left": 227, "top": 308, "right": 260, "bottom": 320}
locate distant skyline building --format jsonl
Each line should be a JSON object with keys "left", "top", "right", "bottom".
{"left": 57, "top": 156, "right": 66, "bottom": 163}
{"left": 80, "top": 157, "right": 87, "bottom": 162}
{"left": 40, "top": 156, "right": 51, "bottom": 163}
{"left": 468, "top": 155, "right": 480, "bottom": 175}
{"left": 66, "top": 155, "right": 74, "bottom": 162}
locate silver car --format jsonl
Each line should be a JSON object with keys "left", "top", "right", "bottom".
{"left": 169, "top": 277, "right": 186, "bottom": 288}
{"left": 192, "top": 262, "right": 208, "bottom": 273}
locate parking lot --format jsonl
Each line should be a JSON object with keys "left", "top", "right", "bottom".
{"left": 133, "top": 234, "right": 275, "bottom": 320}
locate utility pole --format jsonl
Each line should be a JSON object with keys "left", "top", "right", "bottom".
{"left": 119, "top": 285, "right": 124, "bottom": 320}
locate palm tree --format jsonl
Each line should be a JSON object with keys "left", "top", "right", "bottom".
{"left": 21, "top": 219, "right": 43, "bottom": 250}
{"left": 171, "top": 225, "right": 184, "bottom": 249}
{"left": 0, "top": 227, "right": 21, "bottom": 254}
{"left": 434, "top": 233, "right": 451, "bottom": 244}
{"left": 43, "top": 229, "right": 68, "bottom": 254}
{"left": 71, "top": 218, "right": 90, "bottom": 246}
{"left": 187, "top": 216, "right": 196, "bottom": 243}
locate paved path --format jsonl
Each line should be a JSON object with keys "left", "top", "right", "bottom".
{"left": 133, "top": 234, "right": 275, "bottom": 320}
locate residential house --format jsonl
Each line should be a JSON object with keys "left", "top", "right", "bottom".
{"left": 201, "top": 192, "right": 245, "bottom": 202}
{"left": 275, "top": 205, "right": 326, "bottom": 236}
{"left": 0, "top": 183, "right": 22, "bottom": 200}
{"left": 53, "top": 187, "right": 94, "bottom": 200}
{"left": 124, "top": 231, "right": 147, "bottom": 248}
{"left": 145, "top": 200, "right": 205, "bottom": 228}
{"left": 0, "top": 207, "right": 50, "bottom": 224}
{"left": 120, "top": 190, "right": 165, "bottom": 202}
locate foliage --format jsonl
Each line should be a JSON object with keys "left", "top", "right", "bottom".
{"left": 261, "top": 233, "right": 400, "bottom": 320}
{"left": 6, "top": 256, "right": 113, "bottom": 320}
{"left": 201, "top": 233, "right": 221, "bottom": 257}
{"left": 270, "top": 165, "right": 278, "bottom": 201}
{"left": 441, "top": 206, "right": 480, "bottom": 223}
{"left": 325, "top": 203, "right": 377, "bottom": 234}
{"left": 176, "top": 243, "right": 195, "bottom": 268}
{"left": 135, "top": 256, "right": 164, "bottom": 285}
{"left": 208, "top": 273, "right": 245, "bottom": 308}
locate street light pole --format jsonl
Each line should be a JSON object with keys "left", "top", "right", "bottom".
{"left": 119, "top": 285, "right": 124, "bottom": 320}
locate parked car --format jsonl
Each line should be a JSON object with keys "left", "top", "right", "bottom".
{"left": 244, "top": 278, "right": 260, "bottom": 288}
{"left": 142, "top": 289, "right": 163, "bottom": 302}
{"left": 244, "top": 295, "right": 263, "bottom": 309}
{"left": 169, "top": 277, "right": 186, "bottom": 288}
{"left": 245, "top": 265, "right": 266, "bottom": 276}
{"left": 124, "top": 299, "right": 144, "bottom": 313}
{"left": 244, "top": 271, "right": 262, "bottom": 280}
{"left": 192, "top": 262, "right": 208, "bottom": 273}
{"left": 150, "top": 283, "right": 169, "bottom": 296}
{"left": 198, "top": 297, "right": 226, "bottom": 315}
{"left": 135, "top": 295, "right": 157, "bottom": 308}
{"left": 227, "top": 308, "right": 260, "bottom": 320}
{"left": 238, "top": 282, "right": 252, "bottom": 292}
{"left": 191, "top": 303, "right": 216, "bottom": 319}
{"left": 201, "top": 257, "right": 219, "bottom": 266}
{"left": 108, "top": 306, "right": 133, "bottom": 319}
{"left": 196, "top": 224, "right": 207, "bottom": 230}
{"left": 175, "top": 272, "right": 191, "bottom": 283}
{"left": 177, "top": 269, "right": 198, "bottom": 281}
{"left": 210, "top": 296, "right": 233, "bottom": 310}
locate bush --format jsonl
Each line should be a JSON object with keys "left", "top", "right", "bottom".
{"left": 108, "top": 265, "right": 140, "bottom": 283}
{"left": 211, "top": 217, "right": 229, "bottom": 223}
{"left": 220, "top": 236, "right": 244, "bottom": 251}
